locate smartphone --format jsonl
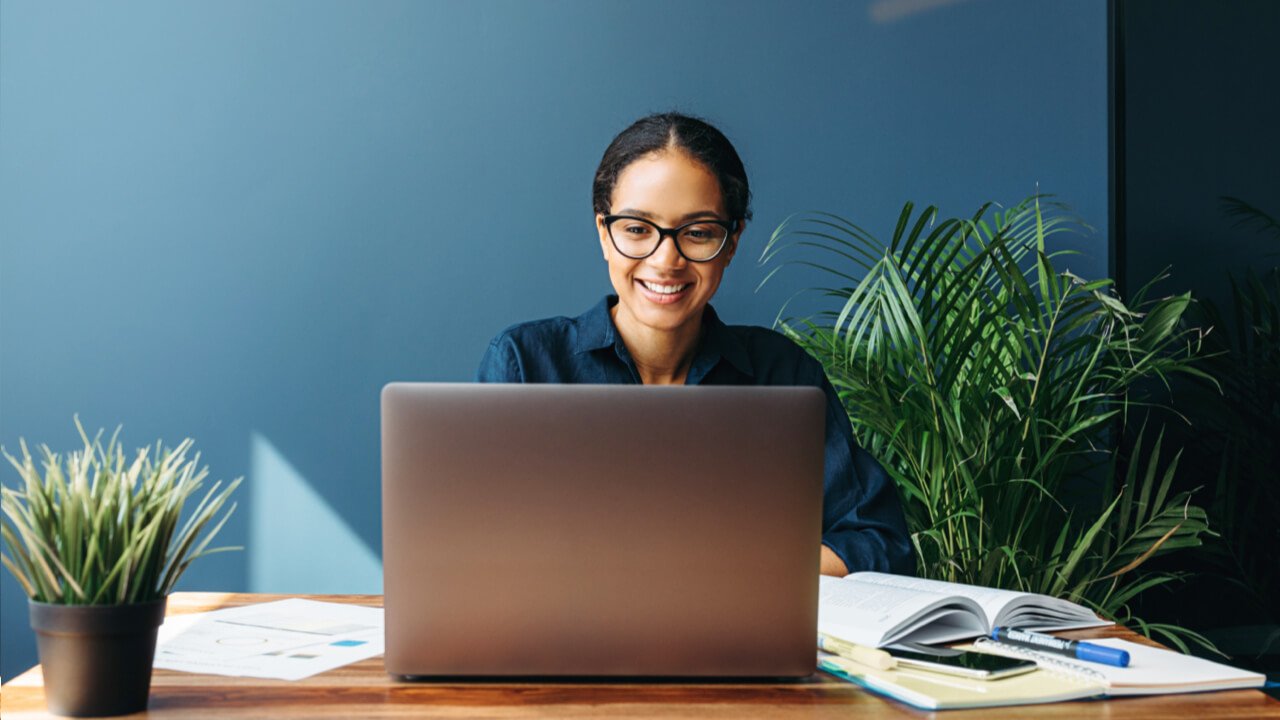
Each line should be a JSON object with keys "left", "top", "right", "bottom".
{"left": 886, "top": 647, "right": 1037, "bottom": 680}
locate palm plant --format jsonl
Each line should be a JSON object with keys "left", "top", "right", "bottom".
{"left": 760, "top": 196, "right": 1214, "bottom": 648}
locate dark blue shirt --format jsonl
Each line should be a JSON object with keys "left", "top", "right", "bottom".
{"left": 476, "top": 295, "right": 914, "bottom": 575}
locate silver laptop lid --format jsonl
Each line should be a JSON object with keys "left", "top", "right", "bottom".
{"left": 382, "top": 383, "right": 824, "bottom": 677}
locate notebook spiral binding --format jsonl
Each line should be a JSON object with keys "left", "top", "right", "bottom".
{"left": 972, "top": 637, "right": 1107, "bottom": 683}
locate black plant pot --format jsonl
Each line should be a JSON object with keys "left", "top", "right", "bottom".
{"left": 29, "top": 597, "right": 167, "bottom": 717}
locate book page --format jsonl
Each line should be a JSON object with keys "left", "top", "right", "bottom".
{"left": 848, "top": 572, "right": 1028, "bottom": 630}
{"left": 998, "top": 595, "right": 1110, "bottom": 630}
{"left": 845, "top": 573, "right": 1105, "bottom": 630}
{"left": 818, "top": 575, "right": 985, "bottom": 647}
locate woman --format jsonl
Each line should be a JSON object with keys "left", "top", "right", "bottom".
{"left": 478, "top": 112, "right": 913, "bottom": 577}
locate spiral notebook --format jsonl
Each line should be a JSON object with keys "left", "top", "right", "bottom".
{"left": 820, "top": 638, "right": 1264, "bottom": 710}
{"left": 971, "top": 637, "right": 1266, "bottom": 696}
{"left": 818, "top": 651, "right": 1098, "bottom": 710}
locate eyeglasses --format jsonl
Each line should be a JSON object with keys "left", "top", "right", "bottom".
{"left": 603, "top": 215, "right": 736, "bottom": 263}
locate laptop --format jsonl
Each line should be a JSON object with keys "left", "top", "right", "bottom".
{"left": 381, "top": 383, "right": 825, "bottom": 677}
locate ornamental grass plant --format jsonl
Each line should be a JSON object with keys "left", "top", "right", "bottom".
{"left": 1, "top": 417, "right": 241, "bottom": 605}
{"left": 761, "top": 196, "right": 1215, "bottom": 649}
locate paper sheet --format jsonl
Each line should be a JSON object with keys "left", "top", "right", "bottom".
{"left": 154, "top": 598, "right": 384, "bottom": 681}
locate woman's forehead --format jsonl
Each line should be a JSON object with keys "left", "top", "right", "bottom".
{"left": 611, "top": 150, "right": 725, "bottom": 219}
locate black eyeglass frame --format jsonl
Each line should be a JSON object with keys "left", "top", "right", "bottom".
{"left": 602, "top": 214, "right": 738, "bottom": 263}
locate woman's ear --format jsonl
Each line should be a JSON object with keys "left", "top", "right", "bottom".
{"left": 723, "top": 220, "right": 745, "bottom": 265}
{"left": 596, "top": 214, "right": 611, "bottom": 261}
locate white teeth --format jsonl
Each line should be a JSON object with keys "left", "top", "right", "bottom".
{"left": 641, "top": 281, "right": 689, "bottom": 294}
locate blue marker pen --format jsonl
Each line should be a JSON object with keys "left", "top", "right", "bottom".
{"left": 991, "top": 627, "right": 1130, "bottom": 668}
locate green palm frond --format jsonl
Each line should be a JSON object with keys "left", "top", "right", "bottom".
{"left": 762, "top": 196, "right": 1213, "bottom": 628}
{"left": 1221, "top": 196, "right": 1280, "bottom": 248}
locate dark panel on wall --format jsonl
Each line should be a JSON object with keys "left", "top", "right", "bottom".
{"left": 1118, "top": 0, "right": 1280, "bottom": 671}
{"left": 1122, "top": 0, "right": 1280, "bottom": 302}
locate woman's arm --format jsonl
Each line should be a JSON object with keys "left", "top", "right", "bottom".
{"left": 815, "top": 374, "right": 916, "bottom": 576}
{"left": 820, "top": 544, "right": 848, "bottom": 577}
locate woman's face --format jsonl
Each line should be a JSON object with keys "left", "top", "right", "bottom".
{"left": 596, "top": 149, "right": 741, "bottom": 337}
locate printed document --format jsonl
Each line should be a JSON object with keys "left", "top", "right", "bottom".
{"left": 154, "top": 598, "right": 384, "bottom": 681}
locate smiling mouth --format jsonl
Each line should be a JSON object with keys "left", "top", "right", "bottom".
{"left": 639, "top": 280, "right": 691, "bottom": 294}
{"left": 636, "top": 279, "right": 692, "bottom": 305}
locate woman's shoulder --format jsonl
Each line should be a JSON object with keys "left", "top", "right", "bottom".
{"left": 478, "top": 313, "right": 583, "bottom": 383}
{"left": 487, "top": 314, "right": 577, "bottom": 352}
{"left": 727, "top": 322, "right": 802, "bottom": 347}
{"left": 726, "top": 323, "right": 796, "bottom": 351}
{"left": 718, "top": 321, "right": 826, "bottom": 381}
{"left": 488, "top": 296, "right": 615, "bottom": 354}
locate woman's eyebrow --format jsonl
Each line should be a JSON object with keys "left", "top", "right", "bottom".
{"left": 616, "top": 208, "right": 724, "bottom": 221}
{"left": 615, "top": 208, "right": 658, "bottom": 219}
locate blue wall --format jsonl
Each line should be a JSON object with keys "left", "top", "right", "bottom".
{"left": 0, "top": 0, "right": 1106, "bottom": 679}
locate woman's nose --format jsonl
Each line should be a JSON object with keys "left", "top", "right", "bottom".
{"left": 647, "top": 233, "right": 687, "bottom": 268}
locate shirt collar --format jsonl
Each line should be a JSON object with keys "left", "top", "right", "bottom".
{"left": 691, "top": 302, "right": 755, "bottom": 380}
{"left": 573, "top": 295, "right": 755, "bottom": 379}
{"left": 573, "top": 296, "right": 620, "bottom": 354}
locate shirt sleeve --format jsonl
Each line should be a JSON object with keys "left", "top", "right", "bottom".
{"left": 476, "top": 333, "right": 524, "bottom": 383}
{"left": 814, "top": 371, "right": 916, "bottom": 576}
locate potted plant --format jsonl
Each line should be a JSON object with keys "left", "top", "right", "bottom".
{"left": 761, "top": 196, "right": 1215, "bottom": 650}
{"left": 2, "top": 418, "right": 241, "bottom": 717}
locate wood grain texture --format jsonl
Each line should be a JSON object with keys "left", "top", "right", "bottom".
{"left": 2, "top": 593, "right": 1276, "bottom": 719}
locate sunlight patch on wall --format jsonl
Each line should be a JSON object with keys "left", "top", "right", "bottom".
{"left": 248, "top": 432, "right": 382, "bottom": 593}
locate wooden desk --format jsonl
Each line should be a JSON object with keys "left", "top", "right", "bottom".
{"left": 2, "top": 593, "right": 1276, "bottom": 719}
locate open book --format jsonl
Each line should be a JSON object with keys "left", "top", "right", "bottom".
{"left": 818, "top": 572, "right": 1109, "bottom": 648}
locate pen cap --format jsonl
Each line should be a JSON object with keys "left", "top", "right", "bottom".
{"left": 1076, "top": 643, "right": 1130, "bottom": 667}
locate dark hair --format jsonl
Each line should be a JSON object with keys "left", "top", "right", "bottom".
{"left": 592, "top": 112, "right": 752, "bottom": 223}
